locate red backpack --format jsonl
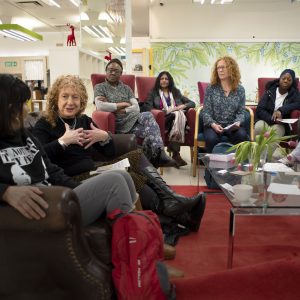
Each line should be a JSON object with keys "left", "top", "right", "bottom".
{"left": 108, "top": 209, "right": 176, "bottom": 300}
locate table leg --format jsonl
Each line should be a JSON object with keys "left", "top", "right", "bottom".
{"left": 227, "top": 208, "right": 235, "bottom": 269}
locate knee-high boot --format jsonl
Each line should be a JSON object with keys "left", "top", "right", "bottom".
{"left": 142, "top": 166, "right": 206, "bottom": 231}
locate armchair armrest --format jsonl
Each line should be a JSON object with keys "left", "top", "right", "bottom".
{"left": 92, "top": 111, "right": 116, "bottom": 133}
{"left": 186, "top": 108, "right": 196, "bottom": 145}
{"left": 0, "top": 186, "right": 113, "bottom": 300}
{"left": 0, "top": 186, "right": 79, "bottom": 231}
{"left": 151, "top": 109, "right": 166, "bottom": 142}
{"left": 91, "top": 134, "right": 137, "bottom": 162}
{"left": 113, "top": 133, "right": 137, "bottom": 156}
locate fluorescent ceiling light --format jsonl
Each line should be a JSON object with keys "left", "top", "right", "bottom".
{"left": 0, "top": 24, "right": 43, "bottom": 41}
{"left": 69, "top": 0, "right": 79, "bottom": 7}
{"left": 109, "top": 47, "right": 126, "bottom": 56}
{"left": 40, "top": 0, "right": 60, "bottom": 7}
{"left": 98, "top": 11, "right": 115, "bottom": 23}
{"left": 83, "top": 26, "right": 113, "bottom": 43}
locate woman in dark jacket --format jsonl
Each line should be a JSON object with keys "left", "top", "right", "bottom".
{"left": 255, "top": 69, "right": 300, "bottom": 137}
{"left": 145, "top": 71, "right": 195, "bottom": 166}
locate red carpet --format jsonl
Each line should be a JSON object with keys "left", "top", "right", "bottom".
{"left": 169, "top": 185, "right": 300, "bottom": 277}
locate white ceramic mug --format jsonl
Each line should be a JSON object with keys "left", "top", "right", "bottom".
{"left": 233, "top": 184, "right": 253, "bottom": 202}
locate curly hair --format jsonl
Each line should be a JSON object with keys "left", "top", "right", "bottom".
{"left": 210, "top": 56, "right": 241, "bottom": 91}
{"left": 45, "top": 75, "right": 88, "bottom": 127}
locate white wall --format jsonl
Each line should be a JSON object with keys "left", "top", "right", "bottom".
{"left": 0, "top": 32, "right": 72, "bottom": 57}
{"left": 150, "top": 2, "right": 300, "bottom": 40}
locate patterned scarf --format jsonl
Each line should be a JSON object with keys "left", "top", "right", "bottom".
{"left": 159, "top": 89, "right": 176, "bottom": 114}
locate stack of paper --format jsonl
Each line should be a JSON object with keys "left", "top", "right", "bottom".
{"left": 206, "top": 153, "right": 235, "bottom": 162}
{"left": 277, "top": 119, "right": 298, "bottom": 124}
{"left": 90, "top": 158, "right": 130, "bottom": 175}
{"left": 223, "top": 122, "right": 239, "bottom": 131}
{"left": 263, "top": 163, "right": 294, "bottom": 173}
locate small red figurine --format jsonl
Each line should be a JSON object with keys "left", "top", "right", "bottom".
{"left": 67, "top": 23, "right": 76, "bottom": 46}
{"left": 104, "top": 50, "right": 112, "bottom": 61}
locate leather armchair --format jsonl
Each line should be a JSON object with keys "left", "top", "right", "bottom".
{"left": 0, "top": 186, "right": 113, "bottom": 300}
{"left": 91, "top": 73, "right": 136, "bottom": 133}
{"left": 0, "top": 114, "right": 138, "bottom": 299}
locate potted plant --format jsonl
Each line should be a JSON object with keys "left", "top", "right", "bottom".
{"left": 229, "top": 126, "right": 296, "bottom": 171}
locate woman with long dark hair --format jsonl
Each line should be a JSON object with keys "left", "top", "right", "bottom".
{"left": 145, "top": 71, "right": 195, "bottom": 166}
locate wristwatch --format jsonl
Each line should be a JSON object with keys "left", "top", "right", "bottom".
{"left": 58, "top": 139, "right": 67, "bottom": 149}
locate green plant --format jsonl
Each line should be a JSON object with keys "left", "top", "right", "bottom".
{"left": 228, "top": 126, "right": 296, "bottom": 171}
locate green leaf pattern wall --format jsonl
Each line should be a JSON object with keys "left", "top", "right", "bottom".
{"left": 151, "top": 42, "right": 300, "bottom": 105}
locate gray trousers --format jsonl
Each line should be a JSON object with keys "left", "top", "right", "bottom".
{"left": 254, "top": 120, "right": 285, "bottom": 137}
{"left": 73, "top": 170, "right": 137, "bottom": 226}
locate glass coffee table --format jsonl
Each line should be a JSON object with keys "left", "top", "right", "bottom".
{"left": 199, "top": 153, "right": 300, "bottom": 268}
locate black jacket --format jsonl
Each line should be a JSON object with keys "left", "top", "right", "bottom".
{"left": 143, "top": 89, "right": 195, "bottom": 112}
{"left": 255, "top": 79, "right": 300, "bottom": 125}
{"left": 33, "top": 115, "right": 116, "bottom": 176}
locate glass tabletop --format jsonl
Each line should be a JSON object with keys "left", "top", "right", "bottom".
{"left": 199, "top": 153, "right": 300, "bottom": 209}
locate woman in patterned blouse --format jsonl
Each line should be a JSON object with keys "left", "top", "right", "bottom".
{"left": 202, "top": 56, "right": 249, "bottom": 153}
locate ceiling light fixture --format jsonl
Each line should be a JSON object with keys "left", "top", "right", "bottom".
{"left": 0, "top": 24, "right": 43, "bottom": 41}
{"left": 40, "top": 0, "right": 60, "bottom": 8}
{"left": 109, "top": 46, "right": 125, "bottom": 56}
{"left": 69, "top": 0, "right": 79, "bottom": 7}
{"left": 83, "top": 25, "right": 114, "bottom": 43}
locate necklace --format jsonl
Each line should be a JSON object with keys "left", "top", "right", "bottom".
{"left": 58, "top": 115, "right": 77, "bottom": 130}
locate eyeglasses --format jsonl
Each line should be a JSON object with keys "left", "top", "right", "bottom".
{"left": 106, "top": 68, "right": 122, "bottom": 75}
{"left": 217, "top": 66, "right": 228, "bottom": 71}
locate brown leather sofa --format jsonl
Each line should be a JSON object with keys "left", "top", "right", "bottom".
{"left": 0, "top": 113, "right": 138, "bottom": 299}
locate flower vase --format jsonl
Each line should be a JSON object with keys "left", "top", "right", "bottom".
{"left": 248, "top": 145, "right": 268, "bottom": 172}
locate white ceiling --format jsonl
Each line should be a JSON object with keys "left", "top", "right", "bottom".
{"left": 0, "top": 0, "right": 295, "bottom": 41}
{"left": 0, "top": 0, "right": 150, "bottom": 35}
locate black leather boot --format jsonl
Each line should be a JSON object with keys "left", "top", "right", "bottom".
{"left": 173, "top": 193, "right": 206, "bottom": 232}
{"left": 142, "top": 166, "right": 204, "bottom": 217}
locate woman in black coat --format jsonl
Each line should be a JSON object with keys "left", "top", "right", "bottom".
{"left": 255, "top": 69, "right": 300, "bottom": 137}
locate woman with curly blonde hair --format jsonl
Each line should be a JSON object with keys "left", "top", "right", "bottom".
{"left": 202, "top": 55, "right": 249, "bottom": 152}
{"left": 32, "top": 75, "right": 206, "bottom": 235}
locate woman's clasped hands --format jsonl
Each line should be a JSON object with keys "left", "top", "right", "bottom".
{"left": 60, "top": 123, "right": 108, "bottom": 149}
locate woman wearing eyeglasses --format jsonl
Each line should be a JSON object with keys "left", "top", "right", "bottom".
{"left": 202, "top": 56, "right": 249, "bottom": 153}
{"left": 94, "top": 58, "right": 177, "bottom": 168}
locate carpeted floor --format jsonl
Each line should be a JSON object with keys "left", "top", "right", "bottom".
{"left": 169, "top": 185, "right": 300, "bottom": 279}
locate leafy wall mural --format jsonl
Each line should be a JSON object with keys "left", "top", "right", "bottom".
{"left": 151, "top": 42, "right": 300, "bottom": 105}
